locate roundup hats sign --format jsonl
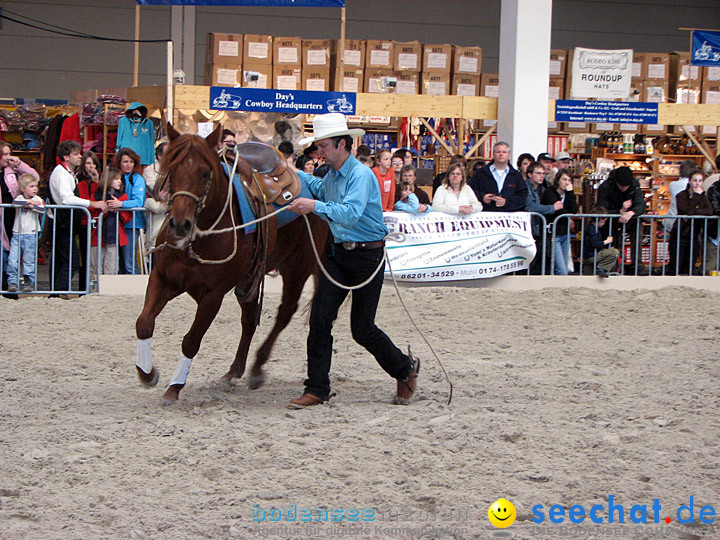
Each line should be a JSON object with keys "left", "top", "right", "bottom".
{"left": 571, "top": 47, "right": 632, "bottom": 99}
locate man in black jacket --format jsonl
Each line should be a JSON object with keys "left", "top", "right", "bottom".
{"left": 704, "top": 177, "right": 720, "bottom": 274}
{"left": 468, "top": 141, "right": 527, "bottom": 212}
{"left": 596, "top": 166, "right": 646, "bottom": 274}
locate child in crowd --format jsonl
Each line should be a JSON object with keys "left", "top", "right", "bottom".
{"left": 582, "top": 206, "right": 620, "bottom": 278}
{"left": 676, "top": 170, "right": 712, "bottom": 275}
{"left": 7, "top": 174, "right": 45, "bottom": 292}
{"left": 91, "top": 167, "right": 131, "bottom": 276}
{"left": 394, "top": 181, "right": 432, "bottom": 214}
{"left": 358, "top": 155, "right": 374, "bottom": 168}
{"left": 398, "top": 164, "right": 431, "bottom": 207}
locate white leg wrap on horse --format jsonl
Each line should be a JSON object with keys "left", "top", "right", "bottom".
{"left": 136, "top": 338, "right": 153, "bottom": 374}
{"left": 169, "top": 354, "right": 193, "bottom": 386}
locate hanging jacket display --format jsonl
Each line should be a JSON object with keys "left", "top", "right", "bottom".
{"left": 116, "top": 102, "right": 155, "bottom": 166}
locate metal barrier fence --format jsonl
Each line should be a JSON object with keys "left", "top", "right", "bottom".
{"left": 3, "top": 203, "right": 720, "bottom": 293}
{"left": 94, "top": 208, "right": 155, "bottom": 281}
{"left": 551, "top": 213, "right": 720, "bottom": 276}
{"left": 1, "top": 203, "right": 153, "bottom": 295}
{"left": 517, "top": 212, "right": 548, "bottom": 275}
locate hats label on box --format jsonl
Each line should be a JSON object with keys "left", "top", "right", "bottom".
{"left": 370, "top": 50, "right": 390, "bottom": 66}
{"left": 306, "top": 50, "right": 327, "bottom": 65}
{"left": 344, "top": 50, "right": 361, "bottom": 66}
{"left": 218, "top": 41, "right": 239, "bottom": 57}
{"left": 426, "top": 81, "right": 447, "bottom": 95}
{"left": 647, "top": 63, "right": 666, "bottom": 79}
{"left": 248, "top": 42, "right": 269, "bottom": 59}
{"left": 341, "top": 77, "right": 359, "bottom": 93}
{"left": 277, "top": 75, "right": 298, "bottom": 90}
{"left": 549, "top": 59, "right": 562, "bottom": 76}
{"left": 306, "top": 78, "right": 326, "bottom": 91}
{"left": 458, "top": 56, "right": 478, "bottom": 73}
{"left": 398, "top": 53, "right": 419, "bottom": 70}
{"left": 277, "top": 47, "right": 298, "bottom": 64}
{"left": 484, "top": 85, "right": 499, "bottom": 98}
{"left": 456, "top": 83, "right": 476, "bottom": 97}
{"left": 217, "top": 68, "right": 238, "bottom": 86}
{"left": 396, "top": 80, "right": 416, "bottom": 94}
{"left": 427, "top": 53, "right": 448, "bottom": 70}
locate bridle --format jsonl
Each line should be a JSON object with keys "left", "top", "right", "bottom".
{"left": 166, "top": 167, "right": 214, "bottom": 241}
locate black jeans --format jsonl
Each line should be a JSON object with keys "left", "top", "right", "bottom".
{"left": 304, "top": 243, "right": 412, "bottom": 399}
{"left": 52, "top": 215, "right": 79, "bottom": 292}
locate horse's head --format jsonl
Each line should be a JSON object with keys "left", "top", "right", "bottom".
{"left": 161, "top": 123, "right": 224, "bottom": 245}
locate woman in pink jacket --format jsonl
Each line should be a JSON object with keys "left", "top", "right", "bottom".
{"left": 1, "top": 141, "right": 40, "bottom": 263}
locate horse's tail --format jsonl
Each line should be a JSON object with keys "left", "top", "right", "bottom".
{"left": 301, "top": 271, "right": 319, "bottom": 322}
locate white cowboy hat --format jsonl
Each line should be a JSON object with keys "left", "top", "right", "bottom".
{"left": 298, "top": 113, "right": 365, "bottom": 146}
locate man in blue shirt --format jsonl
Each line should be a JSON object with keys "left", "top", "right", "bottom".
{"left": 287, "top": 113, "right": 419, "bottom": 408}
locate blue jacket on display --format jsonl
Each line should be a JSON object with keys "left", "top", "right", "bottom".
{"left": 116, "top": 102, "right": 155, "bottom": 166}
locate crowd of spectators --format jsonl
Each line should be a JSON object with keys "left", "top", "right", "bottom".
{"left": 339, "top": 140, "right": 720, "bottom": 277}
{"left": 2, "top": 133, "right": 719, "bottom": 296}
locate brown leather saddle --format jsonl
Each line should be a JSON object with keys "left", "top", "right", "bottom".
{"left": 234, "top": 142, "right": 301, "bottom": 205}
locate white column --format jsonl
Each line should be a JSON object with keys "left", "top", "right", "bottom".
{"left": 171, "top": 6, "right": 196, "bottom": 84}
{"left": 182, "top": 6, "right": 196, "bottom": 85}
{"left": 498, "top": 0, "right": 553, "bottom": 162}
{"left": 171, "top": 6, "right": 183, "bottom": 72}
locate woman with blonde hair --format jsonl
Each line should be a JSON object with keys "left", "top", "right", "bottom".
{"left": 431, "top": 163, "right": 483, "bottom": 215}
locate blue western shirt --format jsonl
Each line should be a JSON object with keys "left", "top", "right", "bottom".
{"left": 298, "top": 154, "right": 388, "bottom": 243}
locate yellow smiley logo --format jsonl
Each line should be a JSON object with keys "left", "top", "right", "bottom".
{"left": 488, "top": 498, "right": 516, "bottom": 528}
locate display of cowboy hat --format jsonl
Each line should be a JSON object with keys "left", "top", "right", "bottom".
{"left": 298, "top": 113, "right": 365, "bottom": 146}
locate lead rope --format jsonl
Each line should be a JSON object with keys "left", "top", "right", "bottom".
{"left": 301, "top": 217, "right": 453, "bottom": 405}
{"left": 153, "top": 151, "right": 452, "bottom": 403}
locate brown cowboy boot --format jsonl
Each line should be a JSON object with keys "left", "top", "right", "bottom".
{"left": 394, "top": 347, "right": 420, "bottom": 405}
{"left": 288, "top": 393, "right": 325, "bottom": 409}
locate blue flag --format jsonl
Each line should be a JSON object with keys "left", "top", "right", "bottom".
{"left": 692, "top": 30, "right": 720, "bottom": 66}
{"left": 137, "top": 0, "right": 344, "bottom": 6}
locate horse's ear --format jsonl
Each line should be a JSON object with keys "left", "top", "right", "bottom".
{"left": 167, "top": 122, "right": 180, "bottom": 142}
{"left": 205, "top": 124, "right": 223, "bottom": 151}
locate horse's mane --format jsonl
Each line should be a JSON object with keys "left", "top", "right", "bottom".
{"left": 158, "top": 133, "right": 253, "bottom": 198}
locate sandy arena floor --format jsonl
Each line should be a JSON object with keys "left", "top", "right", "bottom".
{"left": 1, "top": 286, "right": 718, "bottom": 540}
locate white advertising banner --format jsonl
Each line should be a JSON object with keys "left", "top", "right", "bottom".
{"left": 383, "top": 212, "right": 536, "bottom": 282}
{"left": 571, "top": 47, "right": 633, "bottom": 99}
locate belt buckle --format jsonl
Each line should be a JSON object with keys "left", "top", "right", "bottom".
{"left": 343, "top": 241, "right": 357, "bottom": 250}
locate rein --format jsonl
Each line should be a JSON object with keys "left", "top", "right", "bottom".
{"left": 152, "top": 146, "right": 265, "bottom": 264}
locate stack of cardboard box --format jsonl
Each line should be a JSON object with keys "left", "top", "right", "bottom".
{"left": 451, "top": 46, "right": 483, "bottom": 97}
{"left": 272, "top": 37, "right": 302, "bottom": 90}
{"left": 421, "top": 44, "right": 453, "bottom": 96}
{"left": 701, "top": 65, "right": 720, "bottom": 106}
{"left": 392, "top": 41, "right": 422, "bottom": 94}
{"left": 332, "top": 39, "right": 365, "bottom": 93}
{"left": 364, "top": 40, "right": 395, "bottom": 93}
{"left": 301, "top": 39, "right": 332, "bottom": 91}
{"left": 204, "top": 33, "right": 244, "bottom": 87}
{"left": 204, "top": 33, "right": 274, "bottom": 88}
{"left": 641, "top": 53, "right": 671, "bottom": 135}
{"left": 548, "top": 49, "right": 567, "bottom": 131}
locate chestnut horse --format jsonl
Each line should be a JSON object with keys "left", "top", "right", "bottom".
{"left": 135, "top": 124, "right": 328, "bottom": 403}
